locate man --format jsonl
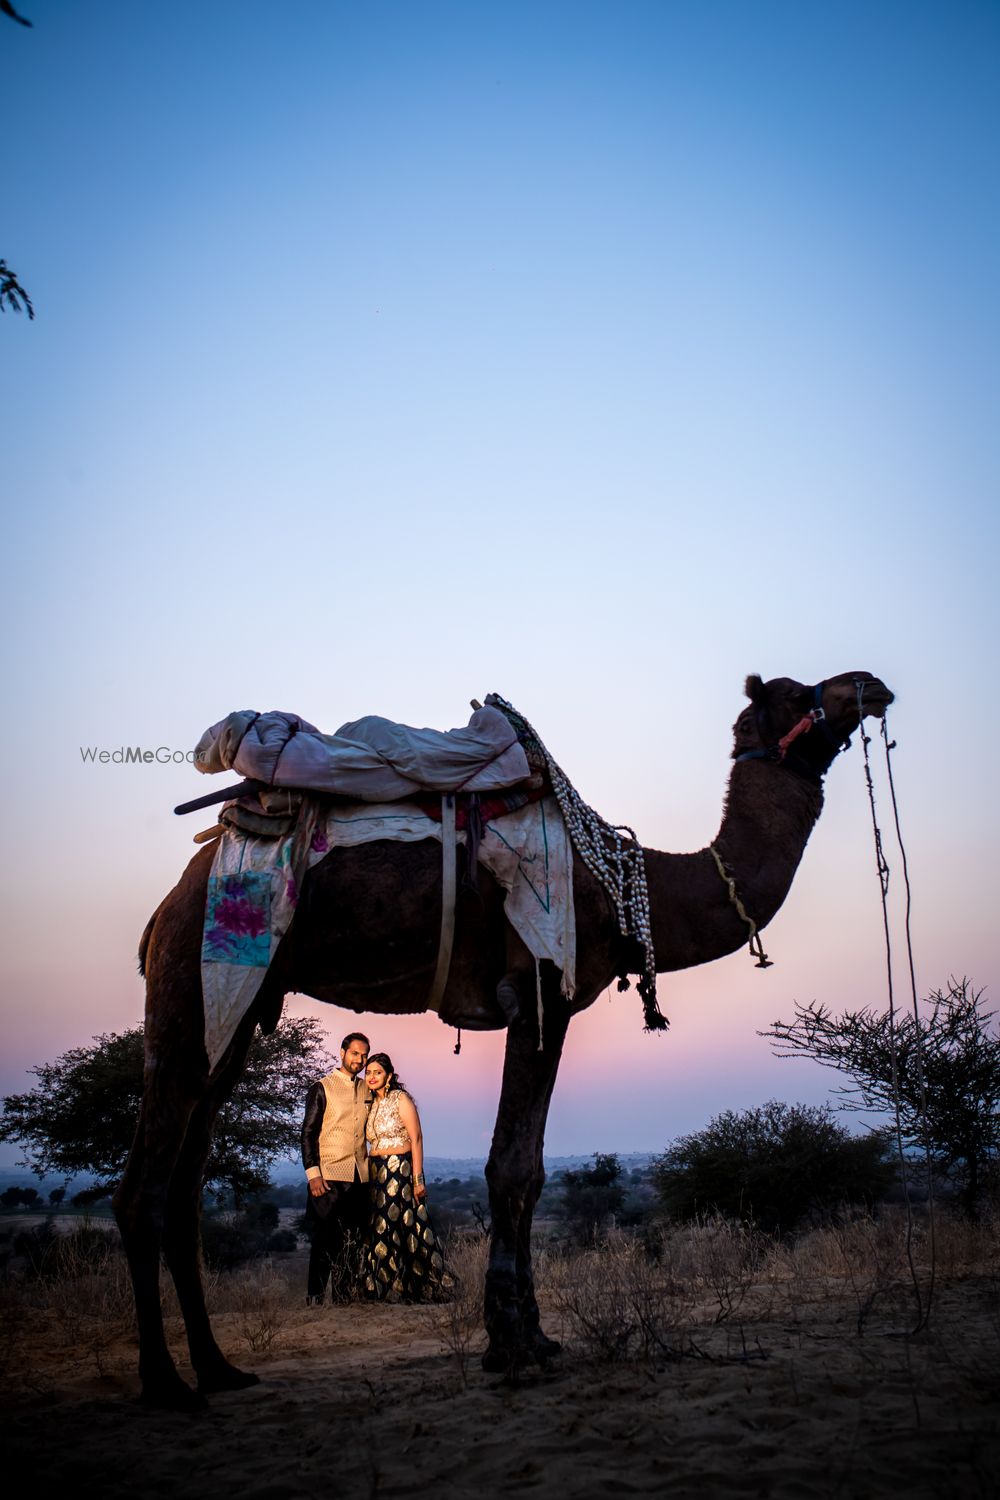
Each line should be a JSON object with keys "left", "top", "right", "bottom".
{"left": 301, "top": 1031, "right": 372, "bottom": 1303}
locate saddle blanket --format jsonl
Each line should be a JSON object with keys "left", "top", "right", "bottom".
{"left": 194, "top": 703, "right": 530, "bottom": 802}
{"left": 200, "top": 796, "right": 576, "bottom": 1069}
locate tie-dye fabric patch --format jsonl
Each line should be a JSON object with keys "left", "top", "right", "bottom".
{"left": 202, "top": 871, "right": 271, "bottom": 966}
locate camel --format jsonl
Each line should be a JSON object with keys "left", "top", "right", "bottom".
{"left": 114, "top": 669, "right": 893, "bottom": 1408}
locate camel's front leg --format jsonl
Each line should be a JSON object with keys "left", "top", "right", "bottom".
{"left": 483, "top": 975, "right": 569, "bottom": 1373}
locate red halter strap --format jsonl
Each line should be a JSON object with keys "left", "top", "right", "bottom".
{"left": 777, "top": 708, "right": 825, "bottom": 759}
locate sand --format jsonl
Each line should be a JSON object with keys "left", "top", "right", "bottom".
{"left": 2, "top": 1254, "right": 998, "bottom": 1499}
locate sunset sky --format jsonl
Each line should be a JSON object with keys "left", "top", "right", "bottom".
{"left": 2, "top": 1, "right": 997, "bottom": 1172}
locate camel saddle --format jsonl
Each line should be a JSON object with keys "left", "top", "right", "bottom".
{"left": 192, "top": 703, "right": 531, "bottom": 804}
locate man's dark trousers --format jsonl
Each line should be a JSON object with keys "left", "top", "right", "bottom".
{"left": 305, "top": 1169, "right": 370, "bottom": 1301}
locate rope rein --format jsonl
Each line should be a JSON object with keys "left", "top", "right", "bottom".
{"left": 856, "top": 682, "right": 935, "bottom": 1332}
{"left": 879, "top": 706, "right": 937, "bottom": 1326}
{"left": 709, "top": 844, "right": 773, "bottom": 967}
{"left": 486, "top": 694, "right": 666, "bottom": 1032}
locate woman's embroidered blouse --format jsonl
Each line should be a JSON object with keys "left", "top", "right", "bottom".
{"left": 366, "top": 1089, "right": 412, "bottom": 1155}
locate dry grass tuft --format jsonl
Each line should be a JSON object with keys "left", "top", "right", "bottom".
{"left": 435, "top": 1231, "right": 489, "bottom": 1384}
{"left": 0, "top": 1217, "right": 303, "bottom": 1379}
{"left": 1, "top": 1202, "right": 996, "bottom": 1395}
{"left": 550, "top": 1230, "right": 696, "bottom": 1363}
{"left": 223, "top": 1262, "right": 293, "bottom": 1353}
{"left": 537, "top": 1206, "right": 1000, "bottom": 1366}
{"left": 1, "top": 1221, "right": 138, "bottom": 1378}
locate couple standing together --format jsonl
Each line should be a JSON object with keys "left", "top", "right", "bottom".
{"left": 301, "top": 1032, "right": 453, "bottom": 1304}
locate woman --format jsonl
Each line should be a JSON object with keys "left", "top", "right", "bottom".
{"left": 362, "top": 1053, "right": 453, "bottom": 1302}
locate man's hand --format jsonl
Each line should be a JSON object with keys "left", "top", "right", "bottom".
{"left": 308, "top": 1178, "right": 330, "bottom": 1198}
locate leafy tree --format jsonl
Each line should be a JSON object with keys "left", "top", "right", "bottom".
{"left": 560, "top": 1153, "right": 626, "bottom": 1243}
{"left": 2, "top": 2, "right": 35, "bottom": 318}
{"left": 653, "top": 1101, "right": 895, "bottom": 1237}
{"left": 0, "top": 1016, "right": 335, "bottom": 1205}
{"left": 0, "top": 259, "right": 34, "bottom": 318}
{"left": 1, "top": 4, "right": 34, "bottom": 29}
{"left": 1, "top": 1185, "right": 41, "bottom": 1208}
{"left": 763, "top": 978, "right": 1000, "bottom": 1219}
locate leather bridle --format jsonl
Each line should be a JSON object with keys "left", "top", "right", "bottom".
{"left": 736, "top": 681, "right": 853, "bottom": 785}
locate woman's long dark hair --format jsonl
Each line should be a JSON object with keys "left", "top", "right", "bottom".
{"left": 366, "top": 1052, "right": 411, "bottom": 1100}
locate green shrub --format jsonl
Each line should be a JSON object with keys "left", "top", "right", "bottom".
{"left": 559, "top": 1154, "right": 627, "bottom": 1244}
{"left": 654, "top": 1101, "right": 895, "bottom": 1237}
{"left": 200, "top": 1201, "right": 291, "bottom": 1271}
{"left": 9, "top": 1219, "right": 120, "bottom": 1280}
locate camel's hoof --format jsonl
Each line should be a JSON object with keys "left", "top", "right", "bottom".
{"left": 481, "top": 1343, "right": 533, "bottom": 1375}
{"left": 140, "top": 1377, "right": 207, "bottom": 1414}
{"left": 481, "top": 1345, "right": 511, "bottom": 1374}
{"left": 532, "top": 1331, "right": 562, "bottom": 1363}
{"left": 197, "top": 1364, "right": 260, "bottom": 1394}
{"left": 482, "top": 1331, "right": 561, "bottom": 1375}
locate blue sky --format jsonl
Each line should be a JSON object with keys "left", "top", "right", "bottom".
{"left": 1, "top": 1, "right": 997, "bottom": 1165}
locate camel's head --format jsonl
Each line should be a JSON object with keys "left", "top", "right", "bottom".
{"left": 733, "top": 671, "right": 894, "bottom": 781}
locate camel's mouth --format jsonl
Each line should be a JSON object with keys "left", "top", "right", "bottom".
{"left": 856, "top": 678, "right": 894, "bottom": 717}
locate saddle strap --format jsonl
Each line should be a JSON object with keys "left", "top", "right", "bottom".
{"left": 427, "top": 793, "right": 457, "bottom": 1013}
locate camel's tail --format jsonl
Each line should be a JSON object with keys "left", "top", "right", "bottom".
{"left": 137, "top": 902, "right": 167, "bottom": 978}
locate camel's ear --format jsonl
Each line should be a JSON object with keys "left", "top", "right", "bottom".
{"left": 745, "top": 674, "right": 768, "bottom": 706}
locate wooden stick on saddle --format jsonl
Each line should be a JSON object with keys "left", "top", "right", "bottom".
{"left": 173, "top": 779, "right": 267, "bottom": 816}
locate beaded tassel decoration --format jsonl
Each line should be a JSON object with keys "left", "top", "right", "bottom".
{"left": 485, "top": 694, "right": 667, "bottom": 1032}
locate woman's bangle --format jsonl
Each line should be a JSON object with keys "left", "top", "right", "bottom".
{"left": 416, "top": 1172, "right": 426, "bottom": 1186}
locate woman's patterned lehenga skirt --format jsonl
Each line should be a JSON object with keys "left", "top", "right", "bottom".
{"left": 363, "top": 1152, "right": 454, "bottom": 1302}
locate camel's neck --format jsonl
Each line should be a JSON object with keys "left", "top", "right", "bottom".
{"left": 644, "top": 762, "right": 824, "bottom": 974}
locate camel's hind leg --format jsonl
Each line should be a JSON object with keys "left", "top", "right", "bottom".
{"left": 114, "top": 844, "right": 219, "bottom": 1410}
{"left": 483, "top": 968, "right": 569, "bottom": 1372}
{"left": 115, "top": 997, "right": 268, "bottom": 1404}
{"left": 160, "top": 1010, "right": 262, "bottom": 1394}
{"left": 114, "top": 1089, "right": 202, "bottom": 1409}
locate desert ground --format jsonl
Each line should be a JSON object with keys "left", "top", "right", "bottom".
{"left": 2, "top": 1221, "right": 998, "bottom": 1498}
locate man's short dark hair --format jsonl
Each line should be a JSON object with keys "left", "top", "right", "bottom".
{"left": 341, "top": 1032, "right": 370, "bottom": 1052}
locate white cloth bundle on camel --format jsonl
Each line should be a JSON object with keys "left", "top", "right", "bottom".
{"left": 194, "top": 704, "right": 530, "bottom": 801}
